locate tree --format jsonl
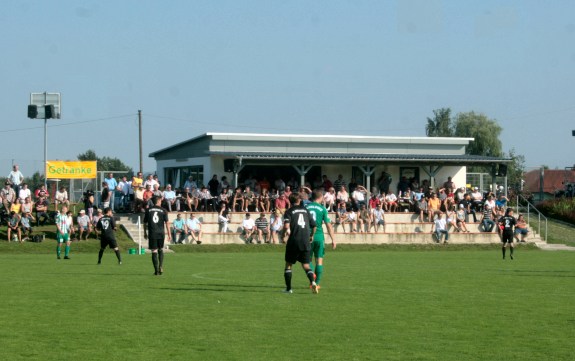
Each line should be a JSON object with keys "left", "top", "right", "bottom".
{"left": 506, "top": 148, "right": 525, "bottom": 191}
{"left": 452, "top": 111, "right": 503, "bottom": 157}
{"left": 425, "top": 108, "right": 453, "bottom": 137}
{"left": 77, "top": 150, "right": 132, "bottom": 172}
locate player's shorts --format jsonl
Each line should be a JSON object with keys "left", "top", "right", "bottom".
{"left": 148, "top": 237, "right": 165, "bottom": 250}
{"left": 100, "top": 236, "right": 118, "bottom": 249}
{"left": 285, "top": 245, "right": 311, "bottom": 265}
{"left": 311, "top": 240, "right": 325, "bottom": 259}
{"left": 501, "top": 232, "right": 514, "bottom": 244}
{"left": 57, "top": 233, "right": 70, "bottom": 243}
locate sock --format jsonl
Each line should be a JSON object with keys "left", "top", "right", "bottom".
{"left": 57, "top": 245, "right": 61, "bottom": 257}
{"left": 152, "top": 253, "right": 159, "bottom": 273}
{"left": 115, "top": 250, "right": 122, "bottom": 263}
{"left": 284, "top": 269, "right": 292, "bottom": 290}
{"left": 510, "top": 247, "right": 514, "bottom": 257}
{"left": 65, "top": 245, "right": 70, "bottom": 257}
{"left": 315, "top": 265, "right": 324, "bottom": 285}
{"left": 98, "top": 249, "right": 104, "bottom": 263}
{"left": 305, "top": 268, "right": 315, "bottom": 284}
{"left": 502, "top": 247, "right": 506, "bottom": 258}
{"left": 158, "top": 249, "right": 164, "bottom": 269}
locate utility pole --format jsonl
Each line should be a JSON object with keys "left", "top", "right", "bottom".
{"left": 138, "top": 110, "right": 143, "bottom": 174}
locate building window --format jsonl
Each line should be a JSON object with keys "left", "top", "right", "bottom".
{"left": 164, "top": 166, "right": 204, "bottom": 189}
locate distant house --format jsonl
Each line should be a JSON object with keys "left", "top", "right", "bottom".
{"left": 524, "top": 169, "right": 575, "bottom": 200}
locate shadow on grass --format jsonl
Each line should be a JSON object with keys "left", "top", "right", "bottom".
{"left": 157, "top": 283, "right": 278, "bottom": 293}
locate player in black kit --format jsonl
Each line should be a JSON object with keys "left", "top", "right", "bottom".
{"left": 144, "top": 196, "right": 172, "bottom": 275}
{"left": 96, "top": 207, "right": 122, "bottom": 265}
{"left": 498, "top": 208, "right": 517, "bottom": 260}
{"left": 282, "top": 193, "right": 318, "bottom": 294}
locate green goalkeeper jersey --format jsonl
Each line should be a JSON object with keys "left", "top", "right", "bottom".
{"left": 306, "top": 202, "right": 331, "bottom": 242}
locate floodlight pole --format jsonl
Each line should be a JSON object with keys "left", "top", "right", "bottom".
{"left": 44, "top": 92, "right": 48, "bottom": 189}
{"left": 138, "top": 110, "right": 143, "bottom": 174}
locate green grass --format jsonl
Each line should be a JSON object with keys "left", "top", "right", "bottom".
{"left": 1, "top": 246, "right": 574, "bottom": 360}
{"left": 530, "top": 218, "right": 575, "bottom": 247}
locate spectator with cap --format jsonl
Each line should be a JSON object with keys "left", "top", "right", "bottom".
{"left": 76, "top": 209, "right": 92, "bottom": 240}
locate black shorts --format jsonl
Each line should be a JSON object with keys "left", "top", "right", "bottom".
{"left": 148, "top": 237, "right": 165, "bottom": 250}
{"left": 285, "top": 245, "right": 311, "bottom": 265}
{"left": 100, "top": 236, "right": 118, "bottom": 249}
{"left": 501, "top": 232, "right": 514, "bottom": 244}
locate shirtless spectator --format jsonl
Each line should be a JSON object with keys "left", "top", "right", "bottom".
{"left": 274, "top": 192, "right": 290, "bottom": 213}
{"left": 514, "top": 214, "right": 529, "bottom": 242}
{"left": 231, "top": 187, "right": 244, "bottom": 212}
{"left": 163, "top": 184, "right": 179, "bottom": 212}
{"left": 358, "top": 204, "right": 371, "bottom": 233}
{"left": 242, "top": 186, "right": 256, "bottom": 212}
{"left": 1, "top": 183, "right": 16, "bottom": 212}
{"left": 324, "top": 187, "right": 337, "bottom": 211}
{"left": 55, "top": 187, "right": 70, "bottom": 209}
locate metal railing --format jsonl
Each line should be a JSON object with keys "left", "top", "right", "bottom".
{"left": 516, "top": 194, "right": 547, "bottom": 242}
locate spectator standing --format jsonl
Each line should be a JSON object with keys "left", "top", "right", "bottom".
{"left": 333, "top": 175, "right": 346, "bottom": 193}
{"left": 7, "top": 164, "right": 24, "bottom": 196}
{"left": 218, "top": 203, "right": 231, "bottom": 233}
{"left": 104, "top": 173, "right": 118, "bottom": 212}
{"left": 183, "top": 176, "right": 197, "bottom": 191}
{"left": 208, "top": 174, "right": 220, "bottom": 198}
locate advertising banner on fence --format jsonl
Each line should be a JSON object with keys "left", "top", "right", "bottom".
{"left": 46, "top": 161, "right": 97, "bottom": 179}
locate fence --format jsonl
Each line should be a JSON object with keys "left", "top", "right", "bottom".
{"left": 516, "top": 194, "right": 547, "bottom": 242}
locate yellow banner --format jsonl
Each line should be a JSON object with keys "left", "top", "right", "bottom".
{"left": 46, "top": 161, "right": 97, "bottom": 179}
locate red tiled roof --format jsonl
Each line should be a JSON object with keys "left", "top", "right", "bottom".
{"left": 524, "top": 169, "right": 575, "bottom": 193}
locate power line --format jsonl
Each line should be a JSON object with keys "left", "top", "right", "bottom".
{"left": 0, "top": 114, "right": 136, "bottom": 134}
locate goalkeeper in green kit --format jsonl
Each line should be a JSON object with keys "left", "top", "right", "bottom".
{"left": 305, "top": 190, "right": 337, "bottom": 293}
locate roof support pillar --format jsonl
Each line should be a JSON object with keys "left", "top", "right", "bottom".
{"left": 233, "top": 157, "right": 245, "bottom": 188}
{"left": 421, "top": 165, "right": 442, "bottom": 190}
{"left": 358, "top": 165, "right": 375, "bottom": 197}
{"left": 293, "top": 165, "right": 313, "bottom": 190}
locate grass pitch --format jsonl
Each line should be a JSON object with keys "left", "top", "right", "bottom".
{"left": 1, "top": 245, "right": 574, "bottom": 361}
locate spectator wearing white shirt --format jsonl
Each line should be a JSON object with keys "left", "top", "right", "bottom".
{"left": 7, "top": 164, "right": 24, "bottom": 196}
{"left": 163, "top": 184, "right": 179, "bottom": 212}
{"left": 241, "top": 213, "right": 256, "bottom": 243}
{"left": 55, "top": 187, "right": 70, "bottom": 209}
{"left": 185, "top": 213, "right": 203, "bottom": 244}
{"left": 183, "top": 176, "right": 197, "bottom": 191}
{"left": 18, "top": 183, "right": 31, "bottom": 203}
{"left": 351, "top": 185, "right": 368, "bottom": 209}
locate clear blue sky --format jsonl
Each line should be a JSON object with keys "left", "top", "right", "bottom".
{"left": 2, "top": 0, "right": 574, "bottom": 176}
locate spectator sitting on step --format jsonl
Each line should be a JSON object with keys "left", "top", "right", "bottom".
{"left": 455, "top": 187, "right": 466, "bottom": 202}
{"left": 456, "top": 204, "right": 470, "bottom": 232}
{"left": 358, "top": 203, "right": 371, "bottom": 233}
{"left": 22, "top": 196, "right": 33, "bottom": 215}
{"left": 1, "top": 183, "right": 16, "bottom": 212}
{"left": 371, "top": 203, "right": 386, "bottom": 233}
{"left": 171, "top": 213, "right": 186, "bottom": 244}
{"left": 484, "top": 195, "right": 496, "bottom": 212}
{"left": 181, "top": 187, "right": 198, "bottom": 212}
{"left": 143, "top": 185, "right": 154, "bottom": 208}
{"left": 258, "top": 188, "right": 271, "bottom": 213}
{"left": 385, "top": 190, "right": 398, "bottom": 212}
{"left": 416, "top": 195, "right": 430, "bottom": 223}
{"left": 445, "top": 205, "right": 461, "bottom": 232}
{"left": 7, "top": 211, "right": 21, "bottom": 242}
{"left": 336, "top": 185, "right": 350, "bottom": 209}
{"left": 335, "top": 201, "right": 348, "bottom": 232}
{"left": 35, "top": 195, "right": 50, "bottom": 226}
{"left": 324, "top": 187, "right": 337, "bottom": 212}
{"left": 241, "top": 213, "right": 256, "bottom": 243}
{"left": 368, "top": 192, "right": 381, "bottom": 210}
{"left": 163, "top": 184, "right": 179, "bottom": 212}
{"left": 76, "top": 209, "right": 92, "bottom": 240}
{"left": 430, "top": 211, "right": 449, "bottom": 243}
{"left": 55, "top": 187, "right": 70, "bottom": 209}
{"left": 231, "top": 187, "right": 244, "bottom": 212}
{"left": 218, "top": 203, "right": 230, "bottom": 233}
{"left": 20, "top": 212, "right": 34, "bottom": 241}
{"left": 470, "top": 187, "right": 483, "bottom": 211}
{"left": 514, "top": 214, "right": 529, "bottom": 242}
{"left": 18, "top": 183, "right": 31, "bottom": 203}
{"left": 218, "top": 187, "right": 231, "bottom": 210}
{"left": 198, "top": 186, "right": 214, "bottom": 212}
{"left": 344, "top": 207, "right": 358, "bottom": 233}
{"left": 255, "top": 212, "right": 270, "bottom": 243}
{"left": 185, "top": 213, "right": 202, "bottom": 244}
{"left": 351, "top": 185, "right": 368, "bottom": 209}
{"left": 427, "top": 192, "right": 441, "bottom": 216}
{"left": 152, "top": 183, "right": 164, "bottom": 202}
{"left": 269, "top": 209, "right": 283, "bottom": 244}
{"left": 183, "top": 176, "right": 197, "bottom": 191}
{"left": 480, "top": 204, "right": 495, "bottom": 232}
{"left": 398, "top": 187, "right": 414, "bottom": 211}
{"left": 274, "top": 192, "right": 290, "bottom": 213}
{"left": 10, "top": 198, "right": 23, "bottom": 215}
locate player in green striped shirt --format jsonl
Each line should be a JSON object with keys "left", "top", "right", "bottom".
{"left": 55, "top": 206, "right": 72, "bottom": 259}
{"left": 305, "top": 190, "right": 336, "bottom": 293}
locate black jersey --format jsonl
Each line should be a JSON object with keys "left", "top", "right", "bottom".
{"left": 97, "top": 215, "right": 116, "bottom": 240}
{"left": 498, "top": 215, "right": 516, "bottom": 234}
{"left": 283, "top": 204, "right": 317, "bottom": 251}
{"left": 144, "top": 206, "right": 169, "bottom": 240}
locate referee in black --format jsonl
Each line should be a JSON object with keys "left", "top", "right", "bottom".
{"left": 282, "top": 193, "right": 318, "bottom": 294}
{"left": 498, "top": 208, "right": 517, "bottom": 260}
{"left": 96, "top": 207, "right": 122, "bottom": 265}
{"left": 144, "top": 196, "right": 172, "bottom": 275}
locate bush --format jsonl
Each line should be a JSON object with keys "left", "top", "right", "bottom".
{"left": 536, "top": 198, "right": 575, "bottom": 225}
